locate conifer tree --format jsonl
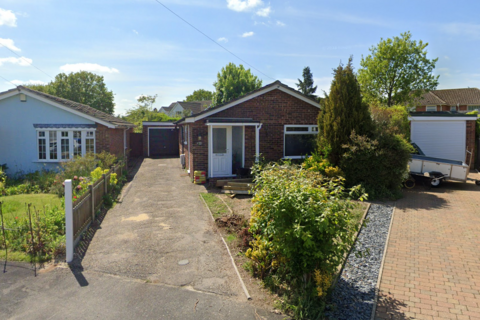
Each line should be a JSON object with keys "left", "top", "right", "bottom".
{"left": 318, "top": 58, "right": 373, "bottom": 165}
{"left": 296, "top": 66, "right": 317, "bottom": 99}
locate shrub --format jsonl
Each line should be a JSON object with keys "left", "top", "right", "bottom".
{"left": 96, "top": 151, "right": 118, "bottom": 170}
{"left": 341, "top": 131, "right": 414, "bottom": 199}
{"left": 370, "top": 105, "right": 410, "bottom": 140}
{"left": 317, "top": 58, "right": 373, "bottom": 165}
{"left": 247, "top": 163, "right": 364, "bottom": 317}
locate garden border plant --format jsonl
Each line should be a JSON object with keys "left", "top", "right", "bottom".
{"left": 244, "top": 161, "right": 366, "bottom": 319}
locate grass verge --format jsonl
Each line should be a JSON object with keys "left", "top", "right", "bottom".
{"left": 200, "top": 193, "right": 228, "bottom": 218}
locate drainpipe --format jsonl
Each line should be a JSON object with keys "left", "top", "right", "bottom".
{"left": 123, "top": 128, "right": 128, "bottom": 158}
{"left": 255, "top": 123, "right": 263, "bottom": 163}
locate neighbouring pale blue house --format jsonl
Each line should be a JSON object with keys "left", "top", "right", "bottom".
{"left": 0, "top": 86, "right": 135, "bottom": 176}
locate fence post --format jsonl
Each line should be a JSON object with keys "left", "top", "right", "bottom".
{"left": 65, "top": 179, "right": 74, "bottom": 263}
{"left": 103, "top": 174, "right": 107, "bottom": 194}
{"left": 89, "top": 184, "right": 94, "bottom": 221}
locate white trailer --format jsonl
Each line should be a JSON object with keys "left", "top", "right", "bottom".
{"left": 407, "top": 148, "right": 480, "bottom": 187}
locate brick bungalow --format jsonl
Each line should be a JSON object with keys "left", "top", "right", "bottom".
{"left": 0, "top": 86, "right": 135, "bottom": 175}
{"left": 176, "top": 81, "right": 321, "bottom": 181}
{"left": 415, "top": 88, "right": 480, "bottom": 112}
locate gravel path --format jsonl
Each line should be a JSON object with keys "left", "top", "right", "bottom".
{"left": 326, "top": 203, "right": 394, "bottom": 320}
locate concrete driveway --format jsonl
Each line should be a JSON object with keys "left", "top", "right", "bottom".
{"left": 376, "top": 179, "right": 480, "bottom": 320}
{"left": 1, "top": 158, "right": 279, "bottom": 319}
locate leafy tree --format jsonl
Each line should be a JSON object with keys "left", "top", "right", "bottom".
{"left": 185, "top": 89, "right": 213, "bottom": 102}
{"left": 26, "top": 71, "right": 116, "bottom": 114}
{"left": 212, "top": 63, "right": 262, "bottom": 106}
{"left": 318, "top": 58, "right": 373, "bottom": 165}
{"left": 296, "top": 66, "right": 317, "bottom": 99}
{"left": 358, "top": 31, "right": 439, "bottom": 107}
{"left": 124, "top": 95, "right": 178, "bottom": 133}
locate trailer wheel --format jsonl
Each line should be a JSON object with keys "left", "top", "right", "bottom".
{"left": 476, "top": 180, "right": 480, "bottom": 186}
{"left": 431, "top": 178, "right": 442, "bottom": 188}
{"left": 404, "top": 178, "right": 415, "bottom": 189}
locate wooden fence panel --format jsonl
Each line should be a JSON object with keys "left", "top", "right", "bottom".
{"left": 72, "top": 192, "right": 92, "bottom": 239}
{"left": 69, "top": 160, "right": 126, "bottom": 243}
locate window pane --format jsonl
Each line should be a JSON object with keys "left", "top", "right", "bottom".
{"left": 311, "top": 126, "right": 319, "bottom": 132}
{"left": 86, "top": 131, "right": 94, "bottom": 138}
{"left": 38, "top": 131, "right": 45, "bottom": 137}
{"left": 38, "top": 139, "right": 46, "bottom": 160}
{"left": 49, "top": 131, "right": 57, "bottom": 160}
{"left": 61, "top": 138, "right": 70, "bottom": 159}
{"left": 468, "top": 106, "right": 480, "bottom": 111}
{"left": 61, "top": 131, "right": 68, "bottom": 137}
{"left": 213, "top": 128, "right": 227, "bottom": 153}
{"left": 86, "top": 138, "right": 94, "bottom": 154}
{"left": 286, "top": 126, "right": 309, "bottom": 132}
{"left": 73, "top": 131, "right": 82, "bottom": 157}
{"left": 285, "top": 134, "right": 316, "bottom": 157}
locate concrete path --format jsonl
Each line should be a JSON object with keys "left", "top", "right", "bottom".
{"left": 1, "top": 158, "right": 280, "bottom": 319}
{"left": 375, "top": 180, "right": 480, "bottom": 320}
{"left": 79, "top": 157, "right": 242, "bottom": 296}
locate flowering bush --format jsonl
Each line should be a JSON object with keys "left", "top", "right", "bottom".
{"left": 247, "top": 162, "right": 365, "bottom": 318}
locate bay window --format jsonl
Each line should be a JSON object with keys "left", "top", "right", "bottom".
{"left": 36, "top": 129, "right": 96, "bottom": 161}
{"left": 284, "top": 125, "right": 318, "bottom": 159}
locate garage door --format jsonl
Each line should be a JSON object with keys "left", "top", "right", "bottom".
{"left": 411, "top": 120, "right": 466, "bottom": 162}
{"left": 149, "top": 128, "right": 179, "bottom": 157}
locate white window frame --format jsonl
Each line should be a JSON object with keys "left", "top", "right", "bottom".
{"left": 36, "top": 129, "right": 96, "bottom": 162}
{"left": 450, "top": 105, "right": 457, "bottom": 112}
{"left": 426, "top": 105, "right": 437, "bottom": 112}
{"left": 283, "top": 125, "right": 318, "bottom": 159}
{"left": 467, "top": 105, "right": 480, "bottom": 112}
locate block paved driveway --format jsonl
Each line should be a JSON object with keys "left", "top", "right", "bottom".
{"left": 376, "top": 178, "right": 480, "bottom": 320}
{"left": 1, "top": 158, "right": 282, "bottom": 320}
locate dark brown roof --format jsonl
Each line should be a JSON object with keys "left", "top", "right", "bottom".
{"left": 176, "top": 81, "right": 319, "bottom": 123}
{"left": 1, "top": 86, "right": 134, "bottom": 128}
{"left": 416, "top": 88, "right": 480, "bottom": 106}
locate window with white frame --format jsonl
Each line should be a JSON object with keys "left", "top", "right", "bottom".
{"left": 450, "top": 105, "right": 457, "bottom": 112}
{"left": 284, "top": 125, "right": 318, "bottom": 159}
{"left": 426, "top": 105, "right": 437, "bottom": 112}
{"left": 37, "top": 130, "right": 95, "bottom": 161}
{"left": 467, "top": 106, "right": 480, "bottom": 112}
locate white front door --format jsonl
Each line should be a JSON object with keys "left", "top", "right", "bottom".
{"left": 211, "top": 126, "right": 232, "bottom": 177}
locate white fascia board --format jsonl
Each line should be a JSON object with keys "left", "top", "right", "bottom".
{"left": 190, "top": 86, "right": 279, "bottom": 122}
{"left": 206, "top": 122, "right": 261, "bottom": 126}
{"left": 0, "top": 90, "right": 117, "bottom": 128}
{"left": 409, "top": 116, "right": 474, "bottom": 121}
{"left": 277, "top": 86, "right": 321, "bottom": 108}
{"left": 142, "top": 121, "right": 176, "bottom": 126}
{"left": 0, "top": 89, "right": 20, "bottom": 100}
{"left": 190, "top": 85, "right": 320, "bottom": 123}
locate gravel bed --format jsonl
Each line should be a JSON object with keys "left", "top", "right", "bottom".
{"left": 326, "top": 203, "right": 394, "bottom": 320}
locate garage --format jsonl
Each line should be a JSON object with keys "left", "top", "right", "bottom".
{"left": 143, "top": 122, "right": 179, "bottom": 157}
{"left": 410, "top": 113, "right": 476, "bottom": 163}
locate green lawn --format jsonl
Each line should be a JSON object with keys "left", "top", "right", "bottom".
{"left": 0, "top": 194, "right": 62, "bottom": 221}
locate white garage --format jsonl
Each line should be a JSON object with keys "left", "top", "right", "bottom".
{"left": 410, "top": 113, "right": 477, "bottom": 162}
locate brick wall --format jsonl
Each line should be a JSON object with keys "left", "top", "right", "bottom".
{"left": 466, "top": 120, "right": 476, "bottom": 168}
{"left": 416, "top": 105, "right": 469, "bottom": 112}
{"left": 182, "top": 89, "right": 320, "bottom": 178}
{"left": 96, "top": 124, "right": 131, "bottom": 158}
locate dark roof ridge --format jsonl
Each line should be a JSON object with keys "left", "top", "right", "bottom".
{"left": 428, "top": 91, "right": 446, "bottom": 104}
{"left": 12, "top": 86, "right": 134, "bottom": 128}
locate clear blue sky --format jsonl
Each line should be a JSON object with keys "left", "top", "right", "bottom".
{"left": 1, "top": 0, "right": 479, "bottom": 115}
